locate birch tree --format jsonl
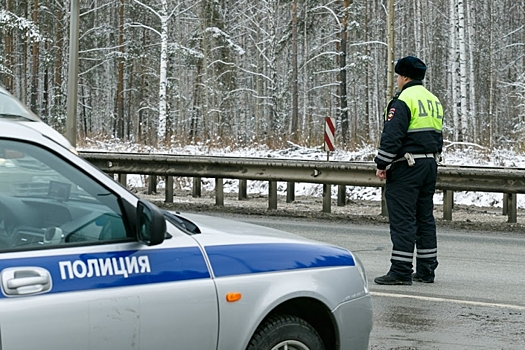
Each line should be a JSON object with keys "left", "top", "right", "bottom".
{"left": 131, "top": 0, "right": 177, "bottom": 144}
{"left": 448, "top": 0, "right": 459, "bottom": 142}
{"left": 456, "top": 0, "right": 468, "bottom": 142}
{"left": 115, "top": 0, "right": 125, "bottom": 139}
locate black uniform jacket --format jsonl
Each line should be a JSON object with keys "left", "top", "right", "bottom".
{"left": 374, "top": 80, "right": 443, "bottom": 170}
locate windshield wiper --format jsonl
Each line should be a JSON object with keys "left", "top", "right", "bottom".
{"left": 0, "top": 113, "right": 35, "bottom": 121}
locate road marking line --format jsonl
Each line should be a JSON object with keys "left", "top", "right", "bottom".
{"left": 371, "top": 291, "right": 525, "bottom": 310}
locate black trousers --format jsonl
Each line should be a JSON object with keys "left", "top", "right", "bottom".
{"left": 385, "top": 158, "right": 439, "bottom": 280}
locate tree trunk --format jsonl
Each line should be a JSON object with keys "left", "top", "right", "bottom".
{"left": 457, "top": 0, "right": 468, "bottom": 142}
{"left": 488, "top": 0, "right": 494, "bottom": 148}
{"left": 30, "top": 0, "right": 39, "bottom": 113}
{"left": 386, "top": 0, "right": 395, "bottom": 100}
{"left": 466, "top": 1, "right": 477, "bottom": 143}
{"left": 4, "top": 0, "right": 13, "bottom": 91}
{"left": 190, "top": 60, "right": 203, "bottom": 142}
{"left": 115, "top": 0, "right": 125, "bottom": 139}
{"left": 449, "top": 0, "right": 459, "bottom": 142}
{"left": 157, "top": 0, "right": 169, "bottom": 145}
{"left": 54, "top": 5, "right": 63, "bottom": 109}
{"left": 290, "top": 0, "right": 299, "bottom": 143}
{"left": 339, "top": 0, "right": 351, "bottom": 146}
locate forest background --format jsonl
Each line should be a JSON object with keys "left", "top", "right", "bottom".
{"left": 1, "top": 0, "right": 525, "bottom": 153}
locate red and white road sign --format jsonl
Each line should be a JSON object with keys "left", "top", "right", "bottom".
{"left": 324, "top": 117, "right": 336, "bottom": 152}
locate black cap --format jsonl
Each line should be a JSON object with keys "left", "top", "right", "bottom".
{"left": 395, "top": 56, "right": 427, "bottom": 80}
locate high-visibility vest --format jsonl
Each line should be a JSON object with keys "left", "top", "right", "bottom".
{"left": 398, "top": 85, "right": 443, "bottom": 133}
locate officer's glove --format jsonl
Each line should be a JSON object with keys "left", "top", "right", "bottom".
{"left": 434, "top": 153, "right": 443, "bottom": 165}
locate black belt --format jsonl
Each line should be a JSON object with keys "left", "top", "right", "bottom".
{"left": 411, "top": 153, "right": 435, "bottom": 159}
{"left": 391, "top": 153, "right": 437, "bottom": 167}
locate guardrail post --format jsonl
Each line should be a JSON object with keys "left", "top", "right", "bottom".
{"left": 238, "top": 179, "right": 247, "bottom": 200}
{"left": 502, "top": 193, "right": 508, "bottom": 215}
{"left": 323, "top": 184, "right": 331, "bottom": 213}
{"left": 117, "top": 174, "right": 127, "bottom": 187}
{"left": 148, "top": 176, "right": 157, "bottom": 194}
{"left": 443, "top": 190, "right": 453, "bottom": 220}
{"left": 165, "top": 176, "right": 173, "bottom": 203}
{"left": 381, "top": 187, "right": 388, "bottom": 216}
{"left": 215, "top": 178, "right": 224, "bottom": 206}
{"left": 192, "top": 177, "right": 201, "bottom": 197}
{"left": 337, "top": 185, "right": 346, "bottom": 206}
{"left": 286, "top": 182, "right": 295, "bottom": 203}
{"left": 506, "top": 193, "right": 517, "bottom": 223}
{"left": 269, "top": 181, "right": 277, "bottom": 210}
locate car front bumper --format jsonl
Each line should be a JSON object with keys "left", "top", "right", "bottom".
{"left": 332, "top": 294, "right": 373, "bottom": 350}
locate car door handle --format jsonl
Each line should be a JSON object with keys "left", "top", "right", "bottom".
{"left": 1, "top": 267, "right": 52, "bottom": 296}
{"left": 7, "top": 276, "right": 49, "bottom": 289}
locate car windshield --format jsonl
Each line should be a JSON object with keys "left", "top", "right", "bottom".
{"left": 0, "top": 88, "right": 40, "bottom": 122}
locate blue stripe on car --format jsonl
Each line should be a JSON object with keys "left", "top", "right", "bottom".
{"left": 0, "top": 243, "right": 354, "bottom": 297}
{"left": 0, "top": 247, "right": 209, "bottom": 297}
{"left": 206, "top": 243, "right": 355, "bottom": 277}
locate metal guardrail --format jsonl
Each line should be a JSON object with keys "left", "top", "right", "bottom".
{"left": 79, "top": 151, "right": 525, "bottom": 223}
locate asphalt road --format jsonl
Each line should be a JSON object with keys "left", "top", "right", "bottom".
{"left": 201, "top": 212, "right": 525, "bottom": 350}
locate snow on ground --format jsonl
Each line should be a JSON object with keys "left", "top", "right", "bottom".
{"left": 80, "top": 138, "right": 525, "bottom": 209}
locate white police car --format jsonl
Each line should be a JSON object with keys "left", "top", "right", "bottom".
{"left": 0, "top": 119, "right": 372, "bottom": 350}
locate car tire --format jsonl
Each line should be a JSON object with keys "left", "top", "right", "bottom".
{"left": 246, "top": 314, "right": 325, "bottom": 350}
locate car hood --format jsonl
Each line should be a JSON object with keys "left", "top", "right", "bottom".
{"left": 169, "top": 212, "right": 357, "bottom": 280}
{"left": 173, "top": 211, "right": 315, "bottom": 245}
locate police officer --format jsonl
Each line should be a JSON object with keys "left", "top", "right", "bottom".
{"left": 374, "top": 56, "right": 443, "bottom": 285}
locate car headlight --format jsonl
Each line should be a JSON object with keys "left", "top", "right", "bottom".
{"left": 353, "top": 254, "right": 369, "bottom": 294}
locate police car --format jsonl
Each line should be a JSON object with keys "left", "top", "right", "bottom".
{"left": 0, "top": 116, "right": 372, "bottom": 349}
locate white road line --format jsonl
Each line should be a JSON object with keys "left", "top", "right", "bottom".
{"left": 371, "top": 291, "right": 525, "bottom": 310}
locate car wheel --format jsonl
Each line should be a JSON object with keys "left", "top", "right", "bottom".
{"left": 246, "top": 314, "right": 325, "bottom": 350}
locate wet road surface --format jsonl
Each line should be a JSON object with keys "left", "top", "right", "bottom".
{"left": 370, "top": 292, "right": 524, "bottom": 349}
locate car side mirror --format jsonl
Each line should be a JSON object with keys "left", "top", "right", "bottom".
{"left": 136, "top": 200, "right": 166, "bottom": 246}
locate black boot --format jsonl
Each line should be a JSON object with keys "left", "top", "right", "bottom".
{"left": 412, "top": 273, "right": 434, "bottom": 283}
{"left": 374, "top": 274, "right": 412, "bottom": 285}
{"left": 415, "top": 258, "right": 438, "bottom": 283}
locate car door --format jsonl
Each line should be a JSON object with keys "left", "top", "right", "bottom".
{"left": 0, "top": 138, "right": 218, "bottom": 350}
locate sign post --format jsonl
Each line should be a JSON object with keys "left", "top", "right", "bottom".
{"left": 323, "top": 117, "right": 336, "bottom": 212}
{"left": 324, "top": 117, "right": 336, "bottom": 161}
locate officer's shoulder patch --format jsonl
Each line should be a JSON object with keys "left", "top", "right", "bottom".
{"left": 387, "top": 108, "right": 395, "bottom": 121}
